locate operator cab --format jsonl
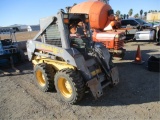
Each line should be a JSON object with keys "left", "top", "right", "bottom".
{"left": 40, "top": 12, "right": 92, "bottom": 50}
{"left": 65, "top": 14, "right": 93, "bottom": 58}
{"left": 69, "top": 20, "right": 91, "bottom": 48}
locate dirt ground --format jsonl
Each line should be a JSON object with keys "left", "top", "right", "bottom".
{"left": 0, "top": 42, "right": 160, "bottom": 120}
{"left": 0, "top": 31, "right": 38, "bottom": 41}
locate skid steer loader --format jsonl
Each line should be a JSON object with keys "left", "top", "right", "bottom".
{"left": 27, "top": 10, "right": 119, "bottom": 104}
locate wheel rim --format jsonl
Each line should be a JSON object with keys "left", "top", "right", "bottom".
{"left": 58, "top": 77, "right": 72, "bottom": 98}
{"left": 36, "top": 70, "right": 46, "bottom": 87}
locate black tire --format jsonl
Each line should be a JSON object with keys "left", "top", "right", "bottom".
{"left": 34, "top": 63, "right": 55, "bottom": 92}
{"left": 112, "top": 51, "right": 125, "bottom": 61}
{"left": 54, "top": 69, "right": 85, "bottom": 104}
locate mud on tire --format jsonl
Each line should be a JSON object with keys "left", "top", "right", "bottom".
{"left": 34, "top": 63, "right": 55, "bottom": 92}
{"left": 54, "top": 68, "right": 85, "bottom": 104}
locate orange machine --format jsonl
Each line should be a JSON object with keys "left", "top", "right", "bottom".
{"left": 68, "top": 1, "right": 126, "bottom": 59}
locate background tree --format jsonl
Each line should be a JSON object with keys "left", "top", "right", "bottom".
{"left": 134, "top": 13, "right": 139, "bottom": 18}
{"left": 140, "top": 9, "right": 143, "bottom": 19}
{"left": 144, "top": 12, "right": 147, "bottom": 17}
{"left": 155, "top": 10, "right": 157, "bottom": 12}
{"left": 116, "top": 10, "right": 121, "bottom": 17}
{"left": 144, "top": 12, "right": 147, "bottom": 20}
{"left": 126, "top": 14, "right": 129, "bottom": 19}
{"left": 120, "top": 14, "right": 124, "bottom": 19}
{"left": 148, "top": 10, "right": 151, "bottom": 13}
{"left": 124, "top": 14, "right": 126, "bottom": 19}
{"left": 128, "top": 9, "right": 133, "bottom": 17}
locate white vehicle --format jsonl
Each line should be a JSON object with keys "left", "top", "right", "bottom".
{"left": 153, "top": 21, "right": 160, "bottom": 28}
{"left": 134, "top": 21, "right": 159, "bottom": 41}
{"left": 135, "top": 29, "right": 156, "bottom": 41}
{"left": 0, "top": 25, "right": 32, "bottom": 33}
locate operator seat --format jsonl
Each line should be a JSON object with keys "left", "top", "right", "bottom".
{"left": 70, "top": 24, "right": 87, "bottom": 48}
{"left": 69, "top": 24, "right": 90, "bottom": 58}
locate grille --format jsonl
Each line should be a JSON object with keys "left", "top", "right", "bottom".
{"left": 45, "top": 24, "right": 62, "bottom": 47}
{"left": 114, "top": 39, "right": 124, "bottom": 50}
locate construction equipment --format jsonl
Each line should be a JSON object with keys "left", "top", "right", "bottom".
{"left": 0, "top": 29, "right": 23, "bottom": 72}
{"left": 67, "top": 0, "right": 126, "bottom": 60}
{"left": 132, "top": 45, "right": 144, "bottom": 64}
{"left": 26, "top": 10, "right": 119, "bottom": 104}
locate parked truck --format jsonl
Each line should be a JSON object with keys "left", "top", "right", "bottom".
{"left": 67, "top": 0, "right": 126, "bottom": 59}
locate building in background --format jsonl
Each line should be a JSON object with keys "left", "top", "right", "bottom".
{"left": 147, "top": 12, "right": 160, "bottom": 22}
{"left": 30, "top": 25, "right": 40, "bottom": 31}
{"left": 0, "top": 24, "right": 31, "bottom": 34}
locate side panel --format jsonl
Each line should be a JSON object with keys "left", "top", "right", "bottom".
{"left": 32, "top": 58, "right": 75, "bottom": 71}
{"left": 27, "top": 40, "right": 92, "bottom": 80}
{"left": 27, "top": 40, "right": 76, "bottom": 65}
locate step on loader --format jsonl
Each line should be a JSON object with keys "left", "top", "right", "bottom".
{"left": 27, "top": 10, "right": 119, "bottom": 104}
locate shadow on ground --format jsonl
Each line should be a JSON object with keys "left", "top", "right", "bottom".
{"left": 78, "top": 49, "right": 160, "bottom": 106}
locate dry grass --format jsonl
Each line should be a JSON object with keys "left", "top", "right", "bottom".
{"left": 0, "top": 31, "right": 39, "bottom": 41}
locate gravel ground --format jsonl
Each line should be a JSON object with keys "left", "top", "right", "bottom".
{"left": 0, "top": 42, "right": 160, "bottom": 120}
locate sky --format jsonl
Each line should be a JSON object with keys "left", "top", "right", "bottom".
{"left": 0, "top": 0, "right": 160, "bottom": 26}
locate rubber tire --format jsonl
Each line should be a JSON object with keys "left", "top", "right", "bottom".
{"left": 112, "top": 52, "right": 125, "bottom": 61}
{"left": 54, "top": 69, "right": 85, "bottom": 104}
{"left": 34, "top": 63, "right": 55, "bottom": 92}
